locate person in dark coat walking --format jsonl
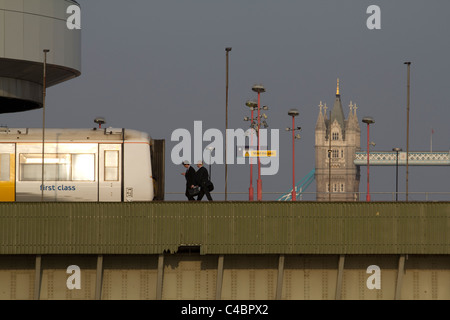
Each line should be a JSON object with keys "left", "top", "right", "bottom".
{"left": 195, "top": 161, "right": 213, "bottom": 201}
{"left": 181, "top": 160, "right": 196, "bottom": 201}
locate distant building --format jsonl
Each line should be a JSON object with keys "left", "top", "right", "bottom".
{"left": 315, "top": 79, "right": 361, "bottom": 201}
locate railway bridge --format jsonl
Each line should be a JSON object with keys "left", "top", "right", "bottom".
{"left": 0, "top": 201, "right": 449, "bottom": 300}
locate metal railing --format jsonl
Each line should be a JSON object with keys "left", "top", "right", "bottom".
{"left": 165, "top": 191, "right": 450, "bottom": 202}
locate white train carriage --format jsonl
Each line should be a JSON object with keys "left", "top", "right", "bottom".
{"left": 0, "top": 127, "right": 155, "bottom": 202}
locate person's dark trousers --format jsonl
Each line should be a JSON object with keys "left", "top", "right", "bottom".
{"left": 197, "top": 182, "right": 213, "bottom": 201}
{"left": 185, "top": 189, "right": 196, "bottom": 201}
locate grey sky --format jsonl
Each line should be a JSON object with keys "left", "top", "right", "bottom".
{"left": 3, "top": 1, "right": 449, "bottom": 200}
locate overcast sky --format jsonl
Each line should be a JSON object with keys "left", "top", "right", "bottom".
{"left": 3, "top": 0, "right": 449, "bottom": 201}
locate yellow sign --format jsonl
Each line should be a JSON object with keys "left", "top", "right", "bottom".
{"left": 246, "top": 150, "right": 277, "bottom": 157}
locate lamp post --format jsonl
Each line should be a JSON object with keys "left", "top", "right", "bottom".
{"left": 225, "top": 47, "right": 232, "bottom": 201}
{"left": 252, "top": 84, "right": 266, "bottom": 201}
{"left": 392, "top": 147, "right": 402, "bottom": 201}
{"left": 404, "top": 61, "right": 411, "bottom": 202}
{"left": 286, "top": 109, "right": 301, "bottom": 201}
{"left": 245, "top": 100, "right": 257, "bottom": 201}
{"left": 327, "top": 108, "right": 331, "bottom": 201}
{"left": 362, "top": 117, "right": 375, "bottom": 202}
{"left": 207, "top": 146, "right": 214, "bottom": 181}
{"left": 41, "top": 49, "right": 50, "bottom": 201}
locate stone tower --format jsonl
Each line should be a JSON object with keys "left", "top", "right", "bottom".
{"left": 315, "top": 79, "right": 361, "bottom": 201}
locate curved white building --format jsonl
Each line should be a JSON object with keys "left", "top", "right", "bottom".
{"left": 0, "top": 0, "right": 81, "bottom": 113}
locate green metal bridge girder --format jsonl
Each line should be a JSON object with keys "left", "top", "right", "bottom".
{"left": 0, "top": 201, "right": 448, "bottom": 255}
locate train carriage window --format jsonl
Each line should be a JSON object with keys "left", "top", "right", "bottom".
{"left": 20, "top": 154, "right": 70, "bottom": 181}
{"left": 72, "top": 154, "right": 95, "bottom": 181}
{"left": 46, "top": 155, "right": 71, "bottom": 181}
{"left": 0, "top": 154, "right": 10, "bottom": 181}
{"left": 20, "top": 153, "right": 95, "bottom": 181}
{"left": 104, "top": 150, "right": 119, "bottom": 181}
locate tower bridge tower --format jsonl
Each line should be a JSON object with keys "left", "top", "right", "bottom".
{"left": 315, "top": 79, "right": 361, "bottom": 201}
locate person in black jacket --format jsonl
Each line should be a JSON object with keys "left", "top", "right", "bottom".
{"left": 181, "top": 161, "right": 196, "bottom": 201}
{"left": 195, "top": 161, "right": 213, "bottom": 201}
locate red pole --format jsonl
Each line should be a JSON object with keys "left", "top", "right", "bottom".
{"left": 249, "top": 108, "right": 254, "bottom": 201}
{"left": 366, "top": 122, "right": 371, "bottom": 202}
{"left": 257, "top": 92, "right": 262, "bottom": 201}
{"left": 291, "top": 116, "right": 296, "bottom": 201}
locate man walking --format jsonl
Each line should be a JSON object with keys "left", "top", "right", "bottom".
{"left": 181, "top": 160, "right": 196, "bottom": 201}
{"left": 196, "top": 161, "right": 213, "bottom": 201}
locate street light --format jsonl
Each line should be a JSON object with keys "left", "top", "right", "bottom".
{"left": 392, "top": 147, "right": 402, "bottom": 201}
{"left": 225, "top": 47, "right": 232, "bottom": 201}
{"left": 245, "top": 100, "right": 257, "bottom": 201}
{"left": 362, "top": 116, "right": 375, "bottom": 202}
{"left": 207, "top": 146, "right": 215, "bottom": 180}
{"left": 286, "top": 109, "right": 301, "bottom": 201}
{"left": 41, "top": 49, "right": 50, "bottom": 202}
{"left": 325, "top": 106, "right": 331, "bottom": 201}
{"left": 252, "top": 84, "right": 266, "bottom": 201}
{"left": 94, "top": 117, "right": 105, "bottom": 129}
{"left": 404, "top": 61, "right": 411, "bottom": 202}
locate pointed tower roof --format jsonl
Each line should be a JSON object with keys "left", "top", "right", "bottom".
{"left": 330, "top": 78, "right": 345, "bottom": 130}
{"left": 352, "top": 102, "right": 361, "bottom": 132}
{"left": 347, "top": 101, "right": 355, "bottom": 122}
{"left": 315, "top": 101, "right": 326, "bottom": 131}
{"left": 346, "top": 101, "right": 357, "bottom": 131}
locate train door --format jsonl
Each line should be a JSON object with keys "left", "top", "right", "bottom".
{"left": 99, "top": 144, "right": 121, "bottom": 201}
{"left": 0, "top": 144, "right": 15, "bottom": 201}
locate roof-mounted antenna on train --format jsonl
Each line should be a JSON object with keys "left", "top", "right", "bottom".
{"left": 94, "top": 117, "right": 105, "bottom": 129}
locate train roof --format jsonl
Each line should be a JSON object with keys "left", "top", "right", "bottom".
{"left": 0, "top": 127, "right": 151, "bottom": 143}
